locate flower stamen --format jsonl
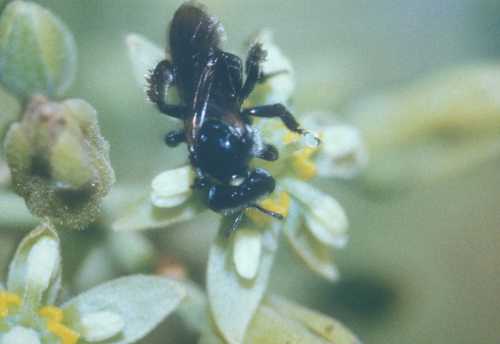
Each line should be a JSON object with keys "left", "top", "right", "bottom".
{"left": 39, "top": 306, "right": 80, "bottom": 344}
{"left": 292, "top": 147, "right": 318, "bottom": 180}
{"left": 247, "top": 192, "right": 291, "bottom": 225}
{"left": 0, "top": 292, "right": 22, "bottom": 318}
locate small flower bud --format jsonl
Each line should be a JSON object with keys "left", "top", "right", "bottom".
{"left": 0, "top": 1, "right": 77, "bottom": 99}
{"left": 4, "top": 96, "right": 115, "bottom": 229}
{"left": 0, "top": 84, "right": 21, "bottom": 140}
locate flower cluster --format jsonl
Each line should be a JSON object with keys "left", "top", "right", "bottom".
{"left": 0, "top": 1, "right": 114, "bottom": 229}
{"left": 118, "top": 29, "right": 366, "bottom": 343}
{"left": 0, "top": 223, "right": 185, "bottom": 344}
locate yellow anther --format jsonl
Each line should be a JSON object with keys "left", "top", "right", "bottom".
{"left": 284, "top": 131, "right": 300, "bottom": 144}
{"left": 39, "top": 306, "right": 64, "bottom": 323}
{"left": 246, "top": 192, "right": 291, "bottom": 226}
{"left": 292, "top": 147, "right": 318, "bottom": 180}
{"left": 0, "top": 292, "right": 22, "bottom": 306}
{"left": 0, "top": 292, "right": 22, "bottom": 317}
{"left": 40, "top": 305, "right": 80, "bottom": 344}
{"left": 0, "top": 304, "right": 8, "bottom": 318}
{"left": 47, "top": 320, "right": 80, "bottom": 344}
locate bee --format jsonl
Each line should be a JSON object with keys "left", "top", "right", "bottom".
{"left": 147, "top": 1, "right": 314, "bottom": 234}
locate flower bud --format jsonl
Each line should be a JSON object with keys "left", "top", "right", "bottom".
{"left": 4, "top": 96, "right": 115, "bottom": 229}
{"left": 0, "top": 84, "right": 21, "bottom": 140}
{"left": 0, "top": 1, "right": 77, "bottom": 99}
{"left": 245, "top": 30, "right": 295, "bottom": 107}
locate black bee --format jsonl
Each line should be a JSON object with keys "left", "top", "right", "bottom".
{"left": 147, "top": 1, "right": 313, "bottom": 233}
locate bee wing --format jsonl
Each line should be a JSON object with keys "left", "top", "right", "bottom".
{"left": 169, "top": 1, "right": 224, "bottom": 54}
{"left": 190, "top": 55, "right": 218, "bottom": 141}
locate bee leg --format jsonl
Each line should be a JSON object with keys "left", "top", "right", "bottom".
{"left": 147, "top": 59, "right": 186, "bottom": 119}
{"left": 163, "top": 129, "right": 186, "bottom": 147}
{"left": 223, "top": 211, "right": 245, "bottom": 237}
{"left": 238, "top": 43, "right": 267, "bottom": 102}
{"left": 250, "top": 204, "right": 284, "bottom": 220}
{"left": 220, "top": 51, "right": 244, "bottom": 97}
{"left": 256, "top": 143, "right": 279, "bottom": 161}
{"left": 243, "top": 104, "right": 305, "bottom": 134}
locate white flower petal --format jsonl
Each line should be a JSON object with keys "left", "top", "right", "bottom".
{"left": 284, "top": 200, "right": 339, "bottom": 282}
{"left": 26, "top": 237, "right": 59, "bottom": 295}
{"left": 151, "top": 166, "right": 193, "bottom": 208}
{"left": 233, "top": 228, "right": 262, "bottom": 280}
{"left": 7, "top": 224, "right": 61, "bottom": 309}
{"left": 79, "top": 311, "right": 125, "bottom": 342}
{"left": 282, "top": 179, "right": 348, "bottom": 248}
{"left": 316, "top": 125, "right": 368, "bottom": 179}
{"left": 2, "top": 326, "right": 40, "bottom": 344}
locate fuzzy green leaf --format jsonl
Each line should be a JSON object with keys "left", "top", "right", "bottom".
{"left": 62, "top": 275, "right": 185, "bottom": 344}
{"left": 207, "top": 218, "right": 280, "bottom": 344}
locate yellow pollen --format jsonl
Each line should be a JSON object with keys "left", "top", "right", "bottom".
{"left": 40, "top": 306, "right": 80, "bottom": 344}
{"left": 292, "top": 147, "right": 318, "bottom": 180}
{"left": 246, "top": 192, "right": 291, "bottom": 226}
{"left": 0, "top": 292, "right": 22, "bottom": 318}
{"left": 47, "top": 320, "right": 80, "bottom": 344}
{"left": 284, "top": 131, "right": 300, "bottom": 144}
{"left": 39, "top": 306, "right": 64, "bottom": 323}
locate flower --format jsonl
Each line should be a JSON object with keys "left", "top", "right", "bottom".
{"left": 4, "top": 96, "right": 115, "bottom": 229}
{"left": 0, "top": 0, "right": 77, "bottom": 99}
{"left": 175, "top": 281, "right": 362, "bottom": 344}
{"left": 0, "top": 222, "right": 185, "bottom": 344}
{"left": 118, "top": 30, "right": 366, "bottom": 344}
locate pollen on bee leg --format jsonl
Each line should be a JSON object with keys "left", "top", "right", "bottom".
{"left": 246, "top": 192, "right": 291, "bottom": 225}
{"left": 292, "top": 147, "right": 318, "bottom": 180}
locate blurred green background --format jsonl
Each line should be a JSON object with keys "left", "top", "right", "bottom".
{"left": 5, "top": 0, "right": 500, "bottom": 343}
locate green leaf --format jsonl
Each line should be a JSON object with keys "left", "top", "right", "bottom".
{"left": 0, "top": 193, "right": 38, "bottom": 230}
{"left": 7, "top": 223, "right": 61, "bottom": 310}
{"left": 108, "top": 231, "right": 155, "bottom": 273}
{"left": 74, "top": 244, "right": 116, "bottom": 291}
{"left": 0, "top": 0, "right": 77, "bottom": 98}
{"left": 350, "top": 64, "right": 500, "bottom": 192}
{"left": 207, "top": 218, "right": 281, "bottom": 344}
{"left": 246, "top": 305, "right": 328, "bottom": 344}
{"left": 266, "top": 295, "right": 362, "bottom": 344}
{"left": 112, "top": 196, "right": 204, "bottom": 231}
{"left": 62, "top": 275, "right": 186, "bottom": 344}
